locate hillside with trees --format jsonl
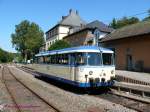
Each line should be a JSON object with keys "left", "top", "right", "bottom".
{"left": 143, "top": 9, "right": 150, "bottom": 21}
{"left": 110, "top": 17, "right": 139, "bottom": 29}
{"left": 110, "top": 9, "right": 150, "bottom": 29}
{"left": 0, "top": 48, "right": 15, "bottom": 63}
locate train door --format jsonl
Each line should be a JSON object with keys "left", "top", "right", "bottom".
{"left": 69, "top": 54, "right": 76, "bottom": 81}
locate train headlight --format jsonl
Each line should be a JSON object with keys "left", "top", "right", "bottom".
{"left": 89, "top": 71, "right": 93, "bottom": 75}
{"left": 80, "top": 68, "right": 84, "bottom": 72}
{"left": 111, "top": 70, "right": 114, "bottom": 74}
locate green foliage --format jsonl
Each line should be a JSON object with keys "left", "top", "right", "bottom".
{"left": 48, "top": 40, "right": 71, "bottom": 51}
{"left": 110, "top": 18, "right": 117, "bottom": 29}
{"left": 143, "top": 9, "right": 150, "bottom": 21}
{"left": 13, "top": 53, "right": 23, "bottom": 63}
{"left": 143, "top": 17, "right": 150, "bottom": 21}
{"left": 110, "top": 17, "right": 140, "bottom": 29}
{"left": 0, "top": 48, "right": 14, "bottom": 63}
{"left": 11, "top": 20, "right": 45, "bottom": 61}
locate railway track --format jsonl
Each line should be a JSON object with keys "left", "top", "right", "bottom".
{"left": 19, "top": 65, "right": 150, "bottom": 111}
{"left": 1, "top": 65, "right": 61, "bottom": 112}
{"left": 93, "top": 90, "right": 150, "bottom": 112}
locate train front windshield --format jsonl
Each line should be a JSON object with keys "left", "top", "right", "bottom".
{"left": 75, "top": 52, "right": 114, "bottom": 66}
{"left": 87, "top": 53, "right": 101, "bottom": 65}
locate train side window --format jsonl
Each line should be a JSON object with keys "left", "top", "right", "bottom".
{"left": 51, "top": 55, "right": 55, "bottom": 64}
{"left": 62, "top": 54, "right": 69, "bottom": 65}
{"left": 50, "top": 55, "right": 53, "bottom": 64}
{"left": 49, "top": 55, "right": 52, "bottom": 64}
{"left": 57, "top": 54, "right": 60, "bottom": 64}
{"left": 45, "top": 56, "right": 49, "bottom": 64}
{"left": 75, "top": 53, "right": 86, "bottom": 66}
{"left": 48, "top": 56, "right": 51, "bottom": 64}
{"left": 38, "top": 57, "right": 42, "bottom": 63}
{"left": 56, "top": 54, "right": 59, "bottom": 64}
{"left": 57, "top": 54, "right": 62, "bottom": 64}
{"left": 70, "top": 53, "right": 75, "bottom": 66}
{"left": 34, "top": 57, "right": 38, "bottom": 63}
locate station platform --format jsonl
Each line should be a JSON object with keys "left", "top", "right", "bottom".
{"left": 116, "top": 70, "right": 150, "bottom": 86}
{"left": 112, "top": 82, "right": 150, "bottom": 103}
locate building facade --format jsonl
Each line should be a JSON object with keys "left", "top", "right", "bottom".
{"left": 64, "top": 28, "right": 94, "bottom": 46}
{"left": 64, "top": 20, "right": 113, "bottom": 46}
{"left": 45, "top": 9, "right": 86, "bottom": 50}
{"left": 100, "top": 21, "right": 150, "bottom": 72}
{"left": 45, "top": 25, "right": 70, "bottom": 50}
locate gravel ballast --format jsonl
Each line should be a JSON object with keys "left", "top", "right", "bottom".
{"left": 0, "top": 66, "right": 19, "bottom": 112}
{"left": 10, "top": 66, "right": 136, "bottom": 112}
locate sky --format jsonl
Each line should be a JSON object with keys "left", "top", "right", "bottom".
{"left": 0, "top": 0, "right": 150, "bottom": 52}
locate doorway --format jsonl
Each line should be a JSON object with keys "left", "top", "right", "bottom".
{"left": 126, "top": 55, "right": 133, "bottom": 70}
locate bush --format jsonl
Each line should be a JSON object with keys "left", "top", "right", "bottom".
{"left": 48, "top": 40, "right": 71, "bottom": 51}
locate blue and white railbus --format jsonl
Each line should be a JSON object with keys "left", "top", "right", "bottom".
{"left": 27, "top": 46, "right": 115, "bottom": 88}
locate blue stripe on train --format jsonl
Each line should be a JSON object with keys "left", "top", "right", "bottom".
{"left": 78, "top": 81, "right": 114, "bottom": 87}
{"left": 36, "top": 71, "right": 114, "bottom": 87}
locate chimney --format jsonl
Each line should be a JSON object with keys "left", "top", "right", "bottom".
{"left": 76, "top": 10, "right": 78, "bottom": 15}
{"left": 62, "top": 16, "right": 65, "bottom": 20}
{"left": 80, "top": 24, "right": 85, "bottom": 29}
{"left": 69, "top": 9, "right": 72, "bottom": 14}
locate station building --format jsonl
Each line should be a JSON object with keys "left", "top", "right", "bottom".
{"left": 44, "top": 9, "right": 113, "bottom": 51}
{"left": 100, "top": 20, "right": 150, "bottom": 73}
{"left": 63, "top": 20, "right": 113, "bottom": 46}
{"left": 45, "top": 9, "right": 86, "bottom": 50}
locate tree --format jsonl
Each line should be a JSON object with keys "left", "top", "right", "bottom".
{"left": 11, "top": 20, "right": 45, "bottom": 62}
{"left": 110, "top": 18, "right": 117, "bottom": 29}
{"left": 0, "top": 48, "right": 7, "bottom": 63}
{"left": 0, "top": 48, "right": 14, "bottom": 63}
{"left": 48, "top": 40, "right": 71, "bottom": 51}
{"left": 110, "top": 17, "right": 140, "bottom": 29}
{"left": 143, "top": 9, "right": 150, "bottom": 21}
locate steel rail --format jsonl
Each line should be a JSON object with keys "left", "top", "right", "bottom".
{"left": 94, "top": 91, "right": 150, "bottom": 112}
{"left": 7, "top": 66, "right": 62, "bottom": 112}
{"left": 19, "top": 65, "right": 150, "bottom": 111}
{"left": 2, "top": 66, "right": 21, "bottom": 112}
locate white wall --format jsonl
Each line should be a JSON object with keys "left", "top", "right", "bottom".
{"left": 45, "top": 25, "right": 70, "bottom": 50}
{"left": 58, "top": 26, "right": 69, "bottom": 39}
{"left": 46, "top": 35, "right": 59, "bottom": 50}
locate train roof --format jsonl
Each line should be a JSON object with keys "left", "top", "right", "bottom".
{"left": 35, "top": 46, "right": 113, "bottom": 57}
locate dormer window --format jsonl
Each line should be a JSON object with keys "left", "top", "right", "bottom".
{"left": 94, "top": 29, "right": 101, "bottom": 39}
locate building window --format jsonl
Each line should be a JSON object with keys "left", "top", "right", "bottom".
{"left": 49, "top": 32, "right": 51, "bottom": 37}
{"left": 51, "top": 30, "right": 53, "bottom": 36}
{"left": 55, "top": 28, "right": 58, "bottom": 35}
{"left": 54, "top": 28, "right": 56, "bottom": 35}
{"left": 46, "top": 33, "right": 49, "bottom": 40}
{"left": 126, "top": 48, "right": 132, "bottom": 54}
{"left": 47, "top": 43, "right": 49, "bottom": 47}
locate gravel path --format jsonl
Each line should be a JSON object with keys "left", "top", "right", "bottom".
{"left": 10, "top": 66, "right": 136, "bottom": 112}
